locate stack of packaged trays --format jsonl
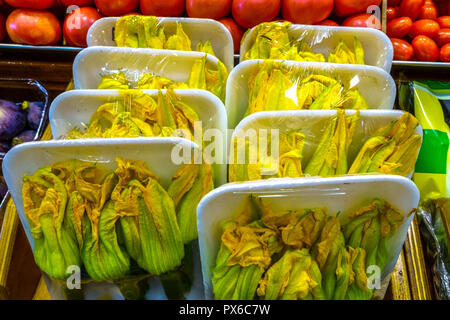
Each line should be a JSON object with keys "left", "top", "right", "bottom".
{"left": 197, "top": 22, "right": 422, "bottom": 301}
{"left": 2, "top": 17, "right": 423, "bottom": 301}
{"left": 3, "top": 16, "right": 233, "bottom": 300}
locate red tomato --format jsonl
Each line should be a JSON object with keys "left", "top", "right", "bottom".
{"left": 5, "top": 0, "right": 55, "bottom": 9}
{"left": 0, "top": 13, "right": 5, "bottom": 41}
{"left": 186, "top": 0, "right": 230, "bottom": 19}
{"left": 61, "top": 0, "right": 93, "bottom": 6}
{"left": 391, "top": 37, "right": 414, "bottom": 60}
{"left": 412, "top": 35, "right": 439, "bottom": 60}
{"left": 387, "top": 17, "right": 413, "bottom": 38}
{"left": 437, "top": 28, "right": 450, "bottom": 46}
{"left": 232, "top": 0, "right": 281, "bottom": 29}
{"left": 342, "top": 13, "right": 381, "bottom": 29}
{"left": 387, "top": 7, "right": 398, "bottom": 21}
{"left": 440, "top": 43, "right": 450, "bottom": 61}
{"left": 437, "top": 16, "right": 450, "bottom": 28}
{"left": 140, "top": 0, "right": 185, "bottom": 16}
{"left": 419, "top": 1, "right": 438, "bottom": 19}
{"left": 63, "top": 6, "right": 102, "bottom": 47}
{"left": 218, "top": 17, "right": 244, "bottom": 54}
{"left": 388, "top": 0, "right": 402, "bottom": 5}
{"left": 398, "top": 0, "right": 425, "bottom": 21}
{"left": 315, "top": 19, "right": 339, "bottom": 26}
{"left": 281, "top": 0, "right": 333, "bottom": 25}
{"left": 6, "top": 9, "right": 61, "bottom": 45}
{"left": 334, "top": 0, "right": 381, "bottom": 17}
{"left": 94, "top": 0, "right": 138, "bottom": 16}
{"left": 409, "top": 19, "right": 440, "bottom": 39}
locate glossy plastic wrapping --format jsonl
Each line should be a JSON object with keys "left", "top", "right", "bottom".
{"left": 417, "top": 198, "right": 450, "bottom": 300}
{"left": 228, "top": 109, "right": 423, "bottom": 182}
{"left": 2, "top": 138, "right": 209, "bottom": 300}
{"left": 240, "top": 22, "right": 393, "bottom": 72}
{"left": 73, "top": 47, "right": 227, "bottom": 102}
{"left": 87, "top": 16, "right": 234, "bottom": 72}
{"left": 226, "top": 59, "right": 396, "bottom": 129}
{"left": 49, "top": 88, "right": 227, "bottom": 187}
{"left": 197, "top": 175, "right": 420, "bottom": 300}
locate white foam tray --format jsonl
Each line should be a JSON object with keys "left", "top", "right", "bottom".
{"left": 197, "top": 175, "right": 420, "bottom": 300}
{"left": 49, "top": 89, "right": 227, "bottom": 186}
{"left": 87, "top": 17, "right": 234, "bottom": 72}
{"left": 73, "top": 46, "right": 222, "bottom": 90}
{"left": 2, "top": 138, "right": 208, "bottom": 300}
{"left": 231, "top": 109, "right": 423, "bottom": 172}
{"left": 226, "top": 59, "right": 397, "bottom": 129}
{"left": 240, "top": 24, "right": 393, "bottom": 72}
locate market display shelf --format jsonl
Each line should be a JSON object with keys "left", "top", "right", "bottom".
{"left": 393, "top": 61, "right": 450, "bottom": 69}
{"left": 0, "top": 43, "right": 83, "bottom": 54}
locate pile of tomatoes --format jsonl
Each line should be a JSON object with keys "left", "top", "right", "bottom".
{"left": 0, "top": 0, "right": 385, "bottom": 52}
{"left": 387, "top": 0, "right": 450, "bottom": 62}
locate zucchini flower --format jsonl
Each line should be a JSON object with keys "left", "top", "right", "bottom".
{"left": 168, "top": 163, "right": 214, "bottom": 243}
{"left": 250, "top": 66, "right": 297, "bottom": 113}
{"left": 278, "top": 130, "right": 305, "bottom": 178}
{"left": 346, "top": 247, "right": 373, "bottom": 300}
{"left": 112, "top": 158, "right": 184, "bottom": 276}
{"left": 257, "top": 249, "right": 324, "bottom": 300}
{"left": 212, "top": 219, "right": 282, "bottom": 300}
{"left": 114, "top": 15, "right": 165, "bottom": 49}
{"left": 245, "top": 21, "right": 292, "bottom": 60}
{"left": 188, "top": 56, "right": 228, "bottom": 102}
{"left": 104, "top": 112, "right": 153, "bottom": 138}
{"left": 305, "top": 110, "right": 359, "bottom": 177}
{"left": 309, "top": 82, "right": 344, "bottom": 110}
{"left": 75, "top": 163, "right": 130, "bottom": 281}
{"left": 348, "top": 112, "right": 422, "bottom": 176}
{"left": 312, "top": 216, "right": 345, "bottom": 299}
{"left": 376, "top": 203, "right": 404, "bottom": 272}
{"left": 122, "top": 90, "right": 158, "bottom": 123}
{"left": 196, "top": 40, "right": 216, "bottom": 56}
{"left": 342, "top": 89, "right": 370, "bottom": 110}
{"left": 328, "top": 38, "right": 364, "bottom": 65}
{"left": 332, "top": 246, "right": 353, "bottom": 300}
{"left": 343, "top": 199, "right": 382, "bottom": 249}
{"left": 137, "top": 73, "right": 187, "bottom": 90}
{"left": 90, "top": 102, "right": 126, "bottom": 127}
{"left": 22, "top": 167, "right": 82, "bottom": 280}
{"left": 166, "top": 23, "right": 192, "bottom": 51}
{"left": 296, "top": 80, "right": 327, "bottom": 109}
{"left": 114, "top": 15, "right": 141, "bottom": 48}
{"left": 97, "top": 71, "right": 130, "bottom": 90}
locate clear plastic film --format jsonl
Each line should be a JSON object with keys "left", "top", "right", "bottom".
{"left": 74, "top": 47, "right": 228, "bottom": 103}
{"left": 240, "top": 21, "right": 393, "bottom": 72}
{"left": 2, "top": 137, "right": 216, "bottom": 300}
{"left": 196, "top": 175, "right": 420, "bottom": 300}
{"left": 50, "top": 88, "right": 227, "bottom": 183}
{"left": 228, "top": 110, "right": 423, "bottom": 182}
{"left": 416, "top": 198, "right": 450, "bottom": 300}
{"left": 226, "top": 59, "right": 396, "bottom": 129}
{"left": 87, "top": 16, "right": 234, "bottom": 72}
